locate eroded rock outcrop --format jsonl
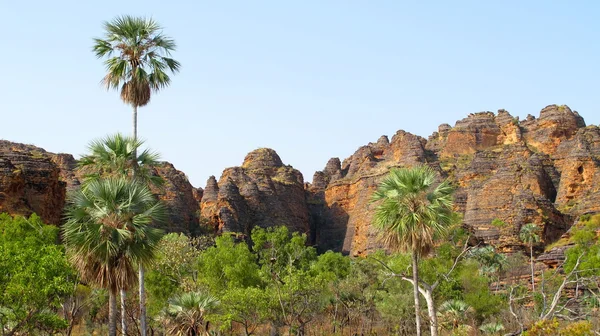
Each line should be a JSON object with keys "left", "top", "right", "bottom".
{"left": 0, "top": 141, "right": 67, "bottom": 225}
{"left": 310, "top": 105, "right": 594, "bottom": 256}
{"left": 200, "top": 148, "right": 309, "bottom": 236}
{"left": 0, "top": 141, "right": 201, "bottom": 233}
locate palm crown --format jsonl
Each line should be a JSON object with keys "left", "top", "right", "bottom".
{"left": 519, "top": 223, "right": 541, "bottom": 244}
{"left": 371, "top": 165, "right": 455, "bottom": 256}
{"left": 93, "top": 15, "right": 180, "bottom": 107}
{"left": 63, "top": 177, "right": 166, "bottom": 292}
{"left": 78, "top": 133, "right": 164, "bottom": 188}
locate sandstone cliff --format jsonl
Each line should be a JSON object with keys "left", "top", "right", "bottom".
{"left": 0, "top": 141, "right": 200, "bottom": 233}
{"left": 1, "top": 104, "right": 598, "bottom": 259}
{"left": 308, "top": 105, "right": 596, "bottom": 256}
{"left": 199, "top": 148, "right": 309, "bottom": 237}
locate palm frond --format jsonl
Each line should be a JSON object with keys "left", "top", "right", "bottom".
{"left": 93, "top": 15, "right": 179, "bottom": 107}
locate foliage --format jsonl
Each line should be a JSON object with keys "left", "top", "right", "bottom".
{"left": 146, "top": 233, "right": 203, "bottom": 316}
{"left": 63, "top": 177, "right": 166, "bottom": 292}
{"left": 161, "top": 291, "right": 219, "bottom": 335}
{"left": 0, "top": 214, "right": 76, "bottom": 335}
{"left": 559, "top": 320, "right": 594, "bottom": 336}
{"left": 479, "top": 322, "right": 505, "bottom": 335}
{"left": 524, "top": 318, "right": 560, "bottom": 336}
{"left": 93, "top": 15, "right": 180, "bottom": 108}
{"left": 371, "top": 165, "right": 455, "bottom": 256}
{"left": 197, "top": 234, "right": 262, "bottom": 293}
{"left": 78, "top": 133, "right": 163, "bottom": 188}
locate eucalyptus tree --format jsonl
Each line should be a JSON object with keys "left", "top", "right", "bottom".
{"left": 371, "top": 165, "right": 455, "bottom": 336}
{"left": 63, "top": 178, "right": 166, "bottom": 336}
{"left": 519, "top": 223, "right": 541, "bottom": 291}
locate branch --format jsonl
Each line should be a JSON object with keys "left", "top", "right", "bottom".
{"left": 541, "top": 253, "right": 584, "bottom": 320}
{"left": 433, "top": 239, "right": 472, "bottom": 290}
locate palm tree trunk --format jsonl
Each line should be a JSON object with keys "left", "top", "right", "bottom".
{"left": 131, "top": 104, "right": 148, "bottom": 336}
{"left": 139, "top": 266, "right": 147, "bottom": 336}
{"left": 120, "top": 289, "right": 127, "bottom": 335}
{"left": 133, "top": 105, "right": 138, "bottom": 140}
{"left": 109, "top": 289, "right": 117, "bottom": 336}
{"left": 412, "top": 253, "right": 422, "bottom": 336}
{"left": 530, "top": 244, "right": 535, "bottom": 291}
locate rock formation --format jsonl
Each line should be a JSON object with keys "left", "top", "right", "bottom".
{"left": 1, "top": 104, "right": 598, "bottom": 260}
{"left": 309, "top": 105, "right": 596, "bottom": 256}
{"left": 200, "top": 148, "right": 309, "bottom": 237}
{"left": 0, "top": 141, "right": 200, "bottom": 233}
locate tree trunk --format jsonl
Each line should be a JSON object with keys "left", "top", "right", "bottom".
{"left": 530, "top": 244, "right": 535, "bottom": 291}
{"left": 109, "top": 289, "right": 117, "bottom": 336}
{"left": 139, "top": 266, "right": 147, "bottom": 336}
{"left": 120, "top": 289, "right": 127, "bottom": 335}
{"left": 133, "top": 105, "right": 138, "bottom": 140}
{"left": 411, "top": 253, "right": 422, "bottom": 336}
{"left": 132, "top": 104, "right": 148, "bottom": 336}
{"left": 422, "top": 288, "right": 438, "bottom": 336}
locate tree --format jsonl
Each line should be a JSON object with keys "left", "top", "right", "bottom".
{"left": 93, "top": 16, "right": 180, "bottom": 334}
{"left": 92, "top": 15, "right": 180, "bottom": 140}
{"left": 218, "top": 287, "right": 271, "bottom": 336}
{"left": 146, "top": 233, "right": 204, "bottom": 317}
{"left": 78, "top": 133, "right": 163, "bottom": 188}
{"left": 251, "top": 227, "right": 325, "bottom": 336}
{"left": 196, "top": 234, "right": 262, "bottom": 294}
{"left": 63, "top": 177, "right": 166, "bottom": 336}
{"left": 371, "top": 165, "right": 455, "bottom": 336}
{"left": 78, "top": 133, "right": 165, "bottom": 334}
{"left": 0, "top": 214, "right": 76, "bottom": 335}
{"left": 520, "top": 223, "right": 541, "bottom": 291}
{"left": 162, "top": 291, "right": 219, "bottom": 336}
{"left": 479, "top": 322, "right": 505, "bottom": 335}
{"left": 437, "top": 299, "right": 472, "bottom": 331}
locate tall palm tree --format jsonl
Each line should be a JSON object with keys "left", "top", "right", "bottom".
{"left": 519, "top": 223, "right": 541, "bottom": 291}
{"left": 93, "top": 17, "right": 179, "bottom": 334}
{"left": 63, "top": 178, "right": 166, "bottom": 336}
{"left": 371, "top": 166, "right": 454, "bottom": 336}
{"left": 92, "top": 15, "right": 180, "bottom": 140}
{"left": 162, "top": 292, "right": 219, "bottom": 336}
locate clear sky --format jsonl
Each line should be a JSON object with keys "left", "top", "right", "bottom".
{"left": 1, "top": 1, "right": 599, "bottom": 188}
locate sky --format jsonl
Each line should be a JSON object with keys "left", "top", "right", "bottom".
{"left": 1, "top": 1, "right": 599, "bottom": 188}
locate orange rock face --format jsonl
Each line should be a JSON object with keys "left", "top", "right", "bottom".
{"left": 309, "top": 105, "right": 594, "bottom": 256}
{"left": 0, "top": 141, "right": 67, "bottom": 225}
{"left": 200, "top": 148, "right": 309, "bottom": 237}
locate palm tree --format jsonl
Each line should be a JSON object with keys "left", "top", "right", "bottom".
{"left": 92, "top": 15, "right": 180, "bottom": 140}
{"left": 63, "top": 178, "right": 166, "bottom": 336}
{"left": 78, "top": 133, "right": 163, "bottom": 188}
{"left": 479, "top": 322, "right": 505, "bottom": 335}
{"left": 78, "top": 133, "right": 164, "bottom": 333}
{"left": 93, "top": 17, "right": 179, "bottom": 333}
{"left": 437, "top": 300, "right": 473, "bottom": 330}
{"left": 470, "top": 246, "right": 508, "bottom": 291}
{"left": 162, "top": 292, "right": 219, "bottom": 336}
{"left": 519, "top": 223, "right": 541, "bottom": 291}
{"left": 371, "top": 165, "right": 454, "bottom": 336}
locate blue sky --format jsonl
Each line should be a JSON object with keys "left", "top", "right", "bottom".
{"left": 1, "top": 1, "right": 599, "bottom": 188}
